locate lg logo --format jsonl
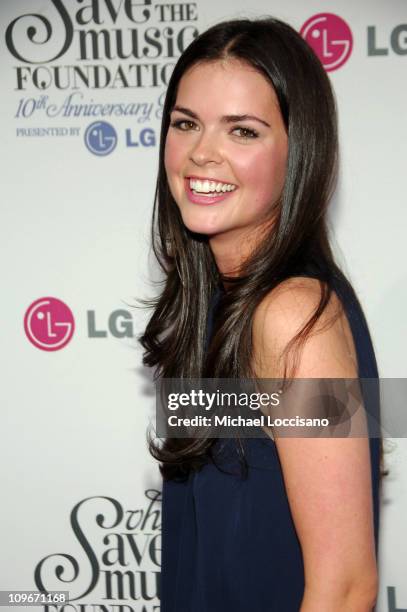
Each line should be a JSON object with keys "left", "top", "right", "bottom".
{"left": 368, "top": 24, "right": 407, "bottom": 56}
{"left": 24, "top": 297, "right": 75, "bottom": 351}
{"left": 84, "top": 120, "right": 156, "bottom": 156}
{"left": 300, "top": 13, "right": 353, "bottom": 72}
{"left": 301, "top": 13, "right": 407, "bottom": 70}
{"left": 84, "top": 121, "right": 117, "bottom": 156}
{"left": 87, "top": 310, "right": 135, "bottom": 339}
{"left": 24, "top": 297, "right": 136, "bottom": 351}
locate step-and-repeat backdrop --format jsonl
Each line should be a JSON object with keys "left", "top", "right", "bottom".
{"left": 1, "top": 1, "right": 406, "bottom": 611}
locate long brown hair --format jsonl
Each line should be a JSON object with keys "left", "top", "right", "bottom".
{"left": 139, "top": 17, "right": 383, "bottom": 480}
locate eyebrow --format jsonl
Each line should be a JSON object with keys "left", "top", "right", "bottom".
{"left": 171, "top": 105, "right": 271, "bottom": 128}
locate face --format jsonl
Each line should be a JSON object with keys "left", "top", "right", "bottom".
{"left": 164, "top": 58, "right": 289, "bottom": 254}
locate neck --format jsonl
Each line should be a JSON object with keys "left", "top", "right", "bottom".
{"left": 209, "top": 222, "right": 272, "bottom": 280}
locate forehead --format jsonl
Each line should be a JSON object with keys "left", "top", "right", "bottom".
{"left": 174, "top": 59, "right": 281, "bottom": 119}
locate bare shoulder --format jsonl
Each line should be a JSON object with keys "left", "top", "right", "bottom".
{"left": 252, "top": 276, "right": 358, "bottom": 377}
{"left": 252, "top": 279, "right": 377, "bottom": 597}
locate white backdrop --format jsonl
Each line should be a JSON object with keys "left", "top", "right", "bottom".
{"left": 1, "top": 1, "right": 406, "bottom": 611}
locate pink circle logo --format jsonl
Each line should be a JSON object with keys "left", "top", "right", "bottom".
{"left": 24, "top": 297, "right": 75, "bottom": 351}
{"left": 300, "top": 13, "right": 353, "bottom": 72}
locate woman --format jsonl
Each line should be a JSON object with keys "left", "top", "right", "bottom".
{"left": 140, "top": 17, "right": 382, "bottom": 612}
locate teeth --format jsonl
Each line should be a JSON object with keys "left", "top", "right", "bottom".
{"left": 189, "top": 178, "right": 236, "bottom": 194}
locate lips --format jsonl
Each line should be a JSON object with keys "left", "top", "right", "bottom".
{"left": 184, "top": 178, "right": 237, "bottom": 206}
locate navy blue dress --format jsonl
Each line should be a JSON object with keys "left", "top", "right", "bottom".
{"left": 161, "top": 274, "right": 381, "bottom": 611}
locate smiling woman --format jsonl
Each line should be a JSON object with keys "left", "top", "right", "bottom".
{"left": 164, "top": 59, "right": 288, "bottom": 259}
{"left": 139, "top": 16, "right": 382, "bottom": 612}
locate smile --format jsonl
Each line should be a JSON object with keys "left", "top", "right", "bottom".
{"left": 189, "top": 177, "right": 237, "bottom": 194}
{"left": 185, "top": 177, "right": 238, "bottom": 206}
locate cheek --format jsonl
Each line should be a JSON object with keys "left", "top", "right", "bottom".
{"left": 164, "top": 133, "right": 184, "bottom": 181}
{"left": 164, "top": 136, "right": 174, "bottom": 175}
{"left": 235, "top": 144, "right": 287, "bottom": 206}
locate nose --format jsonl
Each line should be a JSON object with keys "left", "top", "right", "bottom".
{"left": 189, "top": 130, "right": 223, "bottom": 166}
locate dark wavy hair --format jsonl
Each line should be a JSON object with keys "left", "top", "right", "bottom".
{"left": 139, "top": 16, "right": 384, "bottom": 480}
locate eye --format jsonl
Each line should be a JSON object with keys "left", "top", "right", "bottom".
{"left": 232, "top": 126, "right": 259, "bottom": 139}
{"left": 170, "top": 119, "right": 197, "bottom": 131}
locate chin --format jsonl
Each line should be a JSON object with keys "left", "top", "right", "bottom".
{"left": 179, "top": 208, "right": 224, "bottom": 237}
{"left": 182, "top": 220, "right": 217, "bottom": 236}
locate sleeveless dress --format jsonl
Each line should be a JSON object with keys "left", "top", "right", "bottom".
{"left": 160, "top": 273, "right": 381, "bottom": 612}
